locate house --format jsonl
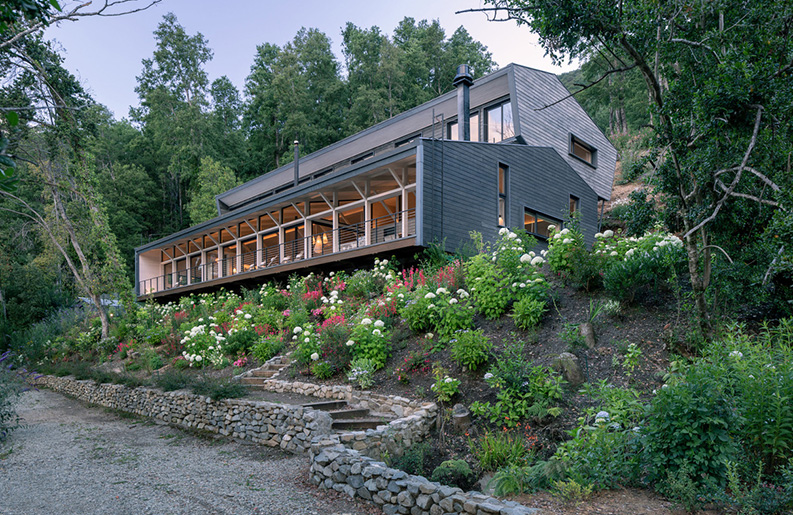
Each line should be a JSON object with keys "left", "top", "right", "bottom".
{"left": 135, "top": 63, "right": 616, "bottom": 301}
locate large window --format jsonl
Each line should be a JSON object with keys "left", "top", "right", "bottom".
{"left": 569, "top": 135, "right": 597, "bottom": 167}
{"left": 486, "top": 102, "right": 514, "bottom": 143}
{"left": 498, "top": 164, "right": 508, "bottom": 227}
{"left": 524, "top": 209, "right": 561, "bottom": 240}
{"left": 447, "top": 112, "right": 480, "bottom": 141}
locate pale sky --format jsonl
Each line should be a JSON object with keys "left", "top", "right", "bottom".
{"left": 44, "top": 0, "right": 577, "bottom": 120}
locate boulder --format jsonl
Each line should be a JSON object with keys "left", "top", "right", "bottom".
{"left": 552, "top": 352, "right": 585, "bottom": 386}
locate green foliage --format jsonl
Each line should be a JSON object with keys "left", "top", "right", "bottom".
{"left": 0, "top": 351, "right": 27, "bottom": 443}
{"left": 511, "top": 296, "right": 546, "bottom": 330}
{"left": 430, "top": 364, "right": 460, "bottom": 403}
{"left": 348, "top": 318, "right": 389, "bottom": 369}
{"left": 644, "top": 365, "right": 740, "bottom": 489}
{"left": 449, "top": 329, "right": 491, "bottom": 371}
{"left": 547, "top": 226, "right": 584, "bottom": 275}
{"left": 465, "top": 254, "right": 511, "bottom": 319}
{"left": 251, "top": 333, "right": 285, "bottom": 363}
{"left": 190, "top": 377, "right": 246, "bottom": 401}
{"left": 470, "top": 430, "right": 533, "bottom": 471}
{"left": 623, "top": 189, "right": 656, "bottom": 237}
{"left": 224, "top": 329, "right": 258, "bottom": 356}
{"left": 551, "top": 478, "right": 593, "bottom": 505}
{"left": 400, "top": 286, "right": 441, "bottom": 333}
{"left": 347, "top": 357, "right": 377, "bottom": 389}
{"left": 603, "top": 242, "right": 684, "bottom": 304}
{"left": 152, "top": 369, "right": 193, "bottom": 391}
{"left": 390, "top": 442, "right": 432, "bottom": 477}
{"left": 310, "top": 360, "right": 334, "bottom": 379}
{"left": 491, "top": 462, "right": 552, "bottom": 496}
{"left": 430, "top": 460, "right": 476, "bottom": 490}
{"left": 471, "top": 339, "right": 565, "bottom": 427}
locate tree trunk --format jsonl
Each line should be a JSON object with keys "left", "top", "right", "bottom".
{"left": 683, "top": 219, "right": 712, "bottom": 339}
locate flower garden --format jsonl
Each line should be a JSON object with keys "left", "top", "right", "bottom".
{"left": 14, "top": 225, "right": 793, "bottom": 513}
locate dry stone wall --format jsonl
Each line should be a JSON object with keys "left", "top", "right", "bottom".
{"left": 310, "top": 444, "right": 539, "bottom": 515}
{"left": 34, "top": 375, "right": 332, "bottom": 453}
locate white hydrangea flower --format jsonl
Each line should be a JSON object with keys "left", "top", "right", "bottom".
{"left": 603, "top": 230, "right": 614, "bottom": 238}
{"left": 293, "top": 326, "right": 303, "bottom": 334}
{"left": 547, "top": 224, "right": 556, "bottom": 232}
{"left": 244, "top": 313, "right": 252, "bottom": 319}
{"left": 484, "top": 372, "right": 493, "bottom": 380}
{"left": 563, "top": 238, "right": 572, "bottom": 244}
{"left": 595, "top": 232, "right": 604, "bottom": 238}
{"left": 498, "top": 227, "right": 509, "bottom": 236}
{"left": 436, "top": 287, "right": 448, "bottom": 295}
{"left": 553, "top": 233, "right": 562, "bottom": 240}
{"left": 361, "top": 318, "right": 372, "bottom": 325}
{"left": 520, "top": 253, "right": 531, "bottom": 263}
{"left": 530, "top": 256, "right": 544, "bottom": 266}
{"left": 373, "top": 329, "right": 382, "bottom": 336}
{"left": 444, "top": 377, "right": 454, "bottom": 383}
{"left": 560, "top": 228, "right": 570, "bottom": 235}
{"left": 346, "top": 340, "right": 355, "bottom": 346}
{"left": 424, "top": 292, "right": 436, "bottom": 299}
{"left": 311, "top": 353, "right": 319, "bottom": 361}
{"left": 374, "top": 320, "right": 385, "bottom": 328}
{"left": 425, "top": 333, "right": 434, "bottom": 339}
{"left": 729, "top": 350, "right": 743, "bottom": 359}
{"left": 449, "top": 298, "right": 458, "bottom": 304}
{"left": 610, "top": 251, "right": 618, "bottom": 256}
{"left": 507, "top": 232, "right": 518, "bottom": 239}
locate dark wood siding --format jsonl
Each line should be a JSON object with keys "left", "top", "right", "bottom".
{"left": 421, "top": 140, "right": 600, "bottom": 252}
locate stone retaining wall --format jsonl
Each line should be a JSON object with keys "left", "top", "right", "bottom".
{"left": 309, "top": 444, "right": 538, "bottom": 515}
{"left": 35, "top": 375, "right": 332, "bottom": 453}
{"left": 256, "top": 378, "right": 431, "bottom": 418}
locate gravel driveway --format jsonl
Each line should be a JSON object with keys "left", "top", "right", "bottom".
{"left": 0, "top": 389, "right": 381, "bottom": 515}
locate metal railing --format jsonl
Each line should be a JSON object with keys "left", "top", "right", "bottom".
{"left": 138, "top": 208, "right": 416, "bottom": 295}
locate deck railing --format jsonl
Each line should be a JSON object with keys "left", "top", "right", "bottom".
{"left": 139, "top": 208, "right": 416, "bottom": 295}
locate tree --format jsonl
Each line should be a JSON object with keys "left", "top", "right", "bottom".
{"left": 132, "top": 12, "right": 213, "bottom": 232}
{"left": 185, "top": 156, "right": 239, "bottom": 224}
{"left": 472, "top": 0, "right": 793, "bottom": 334}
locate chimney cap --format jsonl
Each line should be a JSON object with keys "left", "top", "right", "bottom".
{"left": 453, "top": 64, "right": 474, "bottom": 87}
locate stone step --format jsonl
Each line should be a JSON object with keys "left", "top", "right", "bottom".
{"left": 240, "top": 377, "right": 267, "bottom": 386}
{"left": 302, "top": 400, "right": 348, "bottom": 411}
{"left": 250, "top": 369, "right": 278, "bottom": 378}
{"left": 331, "top": 418, "right": 390, "bottom": 431}
{"left": 328, "top": 408, "right": 370, "bottom": 420}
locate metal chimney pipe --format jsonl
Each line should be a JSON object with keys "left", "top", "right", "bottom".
{"left": 293, "top": 140, "right": 299, "bottom": 187}
{"left": 452, "top": 64, "right": 474, "bottom": 141}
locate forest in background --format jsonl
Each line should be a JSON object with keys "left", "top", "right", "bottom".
{"left": 2, "top": 1, "right": 791, "bottom": 347}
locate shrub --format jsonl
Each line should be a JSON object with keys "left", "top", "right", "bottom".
{"left": 252, "top": 333, "right": 285, "bottom": 363}
{"left": 191, "top": 378, "right": 247, "bottom": 401}
{"left": 0, "top": 351, "right": 30, "bottom": 443}
{"left": 430, "top": 460, "right": 477, "bottom": 490}
{"left": 153, "top": 369, "right": 193, "bottom": 392}
{"left": 347, "top": 357, "right": 377, "bottom": 389}
{"left": 400, "top": 286, "right": 441, "bottom": 333}
{"left": 491, "top": 462, "right": 552, "bottom": 496}
{"left": 449, "top": 329, "right": 492, "bottom": 371}
{"left": 602, "top": 235, "right": 685, "bottom": 304}
{"left": 311, "top": 360, "right": 334, "bottom": 379}
{"left": 391, "top": 442, "right": 432, "bottom": 476}
{"left": 180, "top": 323, "right": 227, "bottom": 367}
{"left": 551, "top": 478, "right": 594, "bottom": 505}
{"left": 291, "top": 324, "right": 321, "bottom": 367}
{"left": 547, "top": 225, "right": 584, "bottom": 275}
{"left": 465, "top": 254, "right": 511, "bottom": 319}
{"left": 225, "top": 328, "right": 258, "bottom": 356}
{"left": 470, "top": 340, "right": 565, "bottom": 427}
{"left": 470, "top": 430, "right": 532, "bottom": 471}
{"left": 511, "top": 296, "right": 547, "bottom": 330}
{"left": 348, "top": 318, "right": 389, "bottom": 369}
{"left": 430, "top": 364, "right": 460, "bottom": 402}
{"left": 644, "top": 364, "right": 740, "bottom": 490}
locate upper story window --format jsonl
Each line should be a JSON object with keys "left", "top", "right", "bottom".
{"left": 569, "top": 135, "right": 597, "bottom": 167}
{"left": 447, "top": 112, "right": 480, "bottom": 142}
{"left": 486, "top": 101, "right": 514, "bottom": 143}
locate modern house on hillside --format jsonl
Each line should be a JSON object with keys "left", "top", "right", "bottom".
{"left": 135, "top": 63, "right": 617, "bottom": 301}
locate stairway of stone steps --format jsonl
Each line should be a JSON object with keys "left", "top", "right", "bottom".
{"left": 239, "top": 360, "right": 290, "bottom": 388}
{"left": 302, "top": 400, "right": 394, "bottom": 432}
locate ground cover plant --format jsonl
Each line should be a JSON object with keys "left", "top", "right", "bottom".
{"left": 9, "top": 226, "right": 793, "bottom": 513}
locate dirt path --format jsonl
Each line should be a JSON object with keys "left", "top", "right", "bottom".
{"left": 0, "top": 389, "right": 380, "bottom": 515}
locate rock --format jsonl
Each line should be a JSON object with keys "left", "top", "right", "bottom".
{"left": 552, "top": 352, "right": 585, "bottom": 386}
{"left": 579, "top": 322, "right": 596, "bottom": 348}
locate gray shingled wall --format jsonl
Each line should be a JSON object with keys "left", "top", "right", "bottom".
{"left": 421, "top": 140, "right": 600, "bottom": 252}
{"left": 513, "top": 66, "right": 617, "bottom": 201}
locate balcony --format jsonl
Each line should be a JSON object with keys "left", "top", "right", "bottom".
{"left": 138, "top": 208, "right": 416, "bottom": 298}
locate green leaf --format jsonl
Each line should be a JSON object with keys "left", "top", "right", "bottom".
{"left": 49, "top": 0, "right": 62, "bottom": 12}
{"left": 4, "top": 111, "right": 18, "bottom": 126}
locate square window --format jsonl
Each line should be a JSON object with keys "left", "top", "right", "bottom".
{"left": 569, "top": 135, "right": 597, "bottom": 167}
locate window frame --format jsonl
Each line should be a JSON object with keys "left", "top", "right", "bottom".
{"left": 498, "top": 163, "right": 508, "bottom": 227}
{"left": 524, "top": 208, "right": 562, "bottom": 241}
{"left": 485, "top": 100, "right": 515, "bottom": 143}
{"left": 568, "top": 134, "right": 598, "bottom": 168}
